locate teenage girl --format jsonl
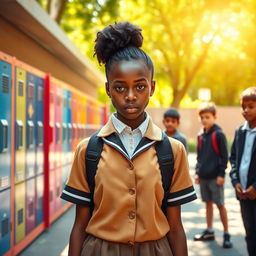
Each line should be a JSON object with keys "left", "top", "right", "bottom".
{"left": 61, "top": 21, "right": 197, "bottom": 256}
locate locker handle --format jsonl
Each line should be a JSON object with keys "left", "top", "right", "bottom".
{"left": 68, "top": 123, "right": 72, "bottom": 142}
{"left": 37, "top": 121, "right": 43, "bottom": 146}
{"left": 27, "top": 120, "right": 34, "bottom": 149}
{"left": 0, "top": 119, "right": 8, "bottom": 153}
{"left": 15, "top": 120, "right": 23, "bottom": 150}
{"left": 62, "top": 123, "right": 67, "bottom": 142}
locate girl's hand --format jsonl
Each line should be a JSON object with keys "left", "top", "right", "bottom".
{"left": 234, "top": 183, "right": 247, "bottom": 199}
{"left": 216, "top": 176, "right": 224, "bottom": 186}
{"left": 244, "top": 186, "right": 256, "bottom": 200}
{"left": 194, "top": 175, "right": 199, "bottom": 184}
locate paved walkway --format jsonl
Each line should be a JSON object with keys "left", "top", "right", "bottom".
{"left": 19, "top": 153, "right": 248, "bottom": 256}
{"left": 184, "top": 153, "right": 247, "bottom": 256}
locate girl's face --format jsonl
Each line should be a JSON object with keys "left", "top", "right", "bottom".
{"left": 106, "top": 59, "right": 155, "bottom": 129}
{"left": 241, "top": 99, "right": 256, "bottom": 126}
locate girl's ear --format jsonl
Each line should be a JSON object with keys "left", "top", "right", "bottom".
{"left": 150, "top": 80, "right": 156, "bottom": 96}
{"left": 105, "top": 82, "right": 111, "bottom": 97}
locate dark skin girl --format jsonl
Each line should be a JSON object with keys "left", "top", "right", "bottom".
{"left": 68, "top": 59, "right": 188, "bottom": 256}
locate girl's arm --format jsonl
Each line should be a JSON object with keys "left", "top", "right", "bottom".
{"left": 68, "top": 205, "right": 91, "bottom": 256}
{"left": 166, "top": 205, "right": 188, "bottom": 256}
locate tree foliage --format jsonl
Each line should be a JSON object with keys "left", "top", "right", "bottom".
{"left": 36, "top": 0, "right": 256, "bottom": 107}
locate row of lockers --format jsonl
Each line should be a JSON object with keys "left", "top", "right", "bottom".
{"left": 0, "top": 51, "right": 108, "bottom": 256}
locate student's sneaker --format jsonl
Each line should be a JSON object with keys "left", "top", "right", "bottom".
{"left": 193, "top": 230, "right": 215, "bottom": 241}
{"left": 223, "top": 233, "right": 233, "bottom": 248}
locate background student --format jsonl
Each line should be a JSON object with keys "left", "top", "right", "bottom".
{"left": 163, "top": 108, "right": 188, "bottom": 152}
{"left": 194, "top": 102, "right": 232, "bottom": 249}
{"left": 230, "top": 87, "right": 256, "bottom": 256}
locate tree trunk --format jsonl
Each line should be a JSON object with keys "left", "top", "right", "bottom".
{"left": 47, "top": 0, "right": 67, "bottom": 24}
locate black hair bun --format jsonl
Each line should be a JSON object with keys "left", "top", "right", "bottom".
{"left": 94, "top": 22, "right": 143, "bottom": 64}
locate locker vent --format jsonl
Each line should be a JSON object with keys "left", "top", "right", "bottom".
{"left": 18, "top": 209, "right": 23, "bottom": 225}
{"left": 28, "top": 201, "right": 34, "bottom": 217}
{"left": 63, "top": 97, "right": 67, "bottom": 107}
{"left": 38, "top": 86, "right": 43, "bottom": 102}
{"left": 68, "top": 98, "right": 71, "bottom": 109}
{"left": 2, "top": 75, "right": 9, "bottom": 93}
{"left": 57, "top": 186, "right": 61, "bottom": 197}
{"left": 28, "top": 83, "right": 34, "bottom": 99}
{"left": 18, "top": 81, "right": 24, "bottom": 96}
{"left": 50, "top": 191, "right": 53, "bottom": 201}
{"left": 38, "top": 196, "right": 43, "bottom": 208}
{"left": 50, "top": 92, "right": 54, "bottom": 103}
{"left": 57, "top": 96, "right": 61, "bottom": 105}
{"left": 1, "top": 218, "right": 9, "bottom": 237}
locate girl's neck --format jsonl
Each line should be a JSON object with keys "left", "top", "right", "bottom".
{"left": 116, "top": 112, "right": 146, "bottom": 130}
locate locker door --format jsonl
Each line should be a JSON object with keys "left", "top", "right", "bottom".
{"left": 15, "top": 181, "right": 26, "bottom": 243}
{"left": 26, "top": 73, "right": 36, "bottom": 179}
{"left": 35, "top": 174, "right": 44, "bottom": 225}
{"left": 15, "top": 67, "right": 26, "bottom": 183}
{"left": 0, "top": 188, "right": 11, "bottom": 255}
{"left": 35, "top": 76, "right": 44, "bottom": 175}
{"left": 0, "top": 60, "right": 11, "bottom": 191}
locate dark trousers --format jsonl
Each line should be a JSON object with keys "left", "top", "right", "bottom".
{"left": 240, "top": 199, "right": 256, "bottom": 256}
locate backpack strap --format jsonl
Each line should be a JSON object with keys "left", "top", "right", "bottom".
{"left": 155, "top": 132, "right": 174, "bottom": 213}
{"left": 85, "top": 131, "right": 174, "bottom": 213}
{"left": 85, "top": 130, "right": 103, "bottom": 203}
{"left": 211, "top": 130, "right": 220, "bottom": 155}
{"left": 197, "top": 134, "right": 203, "bottom": 151}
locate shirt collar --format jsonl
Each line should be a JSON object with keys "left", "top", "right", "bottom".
{"left": 111, "top": 112, "right": 149, "bottom": 136}
{"left": 242, "top": 121, "right": 256, "bottom": 132}
{"left": 98, "top": 113, "right": 162, "bottom": 141}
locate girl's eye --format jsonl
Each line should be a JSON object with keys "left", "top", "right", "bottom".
{"left": 115, "top": 86, "right": 125, "bottom": 92}
{"left": 137, "top": 84, "right": 146, "bottom": 90}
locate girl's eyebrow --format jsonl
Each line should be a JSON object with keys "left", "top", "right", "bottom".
{"left": 112, "top": 80, "right": 126, "bottom": 84}
{"left": 134, "top": 78, "right": 147, "bottom": 82}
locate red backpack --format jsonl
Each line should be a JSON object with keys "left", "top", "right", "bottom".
{"left": 197, "top": 130, "right": 220, "bottom": 155}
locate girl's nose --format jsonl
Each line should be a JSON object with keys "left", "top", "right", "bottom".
{"left": 125, "top": 89, "right": 137, "bottom": 101}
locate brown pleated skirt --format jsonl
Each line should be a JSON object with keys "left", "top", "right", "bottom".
{"left": 81, "top": 235, "right": 173, "bottom": 256}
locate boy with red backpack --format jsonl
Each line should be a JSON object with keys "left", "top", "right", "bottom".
{"left": 193, "top": 102, "right": 232, "bottom": 248}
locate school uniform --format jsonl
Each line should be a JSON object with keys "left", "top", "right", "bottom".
{"left": 165, "top": 130, "right": 188, "bottom": 152}
{"left": 230, "top": 122, "right": 256, "bottom": 256}
{"left": 196, "top": 124, "right": 228, "bottom": 205}
{"left": 61, "top": 114, "right": 197, "bottom": 256}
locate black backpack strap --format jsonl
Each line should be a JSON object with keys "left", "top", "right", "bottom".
{"left": 155, "top": 132, "right": 174, "bottom": 213}
{"left": 85, "top": 130, "right": 103, "bottom": 206}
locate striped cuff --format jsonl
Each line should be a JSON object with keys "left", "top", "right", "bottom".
{"left": 60, "top": 185, "right": 93, "bottom": 207}
{"left": 167, "top": 186, "right": 197, "bottom": 206}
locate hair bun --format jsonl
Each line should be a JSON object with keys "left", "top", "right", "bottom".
{"left": 94, "top": 22, "right": 143, "bottom": 64}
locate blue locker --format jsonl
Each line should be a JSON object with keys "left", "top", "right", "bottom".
{"left": 35, "top": 76, "right": 44, "bottom": 175}
{"left": 62, "top": 89, "right": 68, "bottom": 166}
{"left": 0, "top": 60, "right": 11, "bottom": 191}
{"left": 67, "top": 91, "right": 72, "bottom": 163}
{"left": 26, "top": 72, "right": 36, "bottom": 179}
{"left": 0, "top": 188, "right": 11, "bottom": 255}
{"left": 36, "top": 174, "right": 44, "bottom": 225}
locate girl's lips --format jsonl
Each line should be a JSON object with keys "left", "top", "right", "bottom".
{"left": 125, "top": 107, "right": 138, "bottom": 113}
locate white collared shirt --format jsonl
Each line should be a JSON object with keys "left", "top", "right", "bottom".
{"left": 239, "top": 121, "right": 256, "bottom": 189}
{"left": 111, "top": 113, "right": 149, "bottom": 158}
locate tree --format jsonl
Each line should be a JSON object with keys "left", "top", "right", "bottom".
{"left": 36, "top": 0, "right": 256, "bottom": 107}
{"left": 36, "top": 0, "right": 119, "bottom": 25}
